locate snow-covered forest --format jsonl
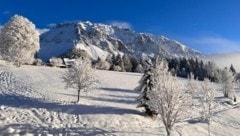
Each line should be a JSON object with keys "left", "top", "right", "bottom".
{"left": 0, "top": 15, "right": 240, "bottom": 136}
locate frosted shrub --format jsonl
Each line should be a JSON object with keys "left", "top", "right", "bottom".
{"left": 113, "top": 65, "right": 122, "bottom": 72}
{"left": 95, "top": 60, "right": 111, "bottom": 70}
{"left": 49, "top": 57, "right": 63, "bottom": 67}
{"left": 33, "top": 58, "right": 43, "bottom": 66}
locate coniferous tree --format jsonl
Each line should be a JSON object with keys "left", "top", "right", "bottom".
{"left": 112, "top": 53, "right": 125, "bottom": 71}
{"left": 135, "top": 65, "right": 157, "bottom": 117}
{"left": 122, "top": 54, "right": 132, "bottom": 72}
{"left": 230, "top": 64, "right": 236, "bottom": 75}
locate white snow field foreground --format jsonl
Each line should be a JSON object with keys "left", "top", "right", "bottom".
{"left": 0, "top": 62, "right": 240, "bottom": 136}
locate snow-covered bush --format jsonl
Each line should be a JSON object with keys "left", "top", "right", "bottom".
{"left": 62, "top": 58, "right": 97, "bottom": 102}
{"left": 49, "top": 57, "right": 63, "bottom": 67}
{"left": 0, "top": 14, "right": 39, "bottom": 66}
{"left": 33, "top": 58, "right": 43, "bottom": 66}
{"left": 219, "top": 68, "right": 235, "bottom": 98}
{"left": 112, "top": 65, "right": 123, "bottom": 72}
{"left": 147, "top": 59, "right": 191, "bottom": 136}
{"left": 95, "top": 60, "right": 111, "bottom": 70}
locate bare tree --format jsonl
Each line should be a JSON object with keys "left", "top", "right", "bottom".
{"left": 63, "top": 58, "right": 97, "bottom": 103}
{"left": 199, "top": 79, "right": 215, "bottom": 136}
{"left": 0, "top": 14, "right": 39, "bottom": 66}
{"left": 148, "top": 59, "right": 191, "bottom": 136}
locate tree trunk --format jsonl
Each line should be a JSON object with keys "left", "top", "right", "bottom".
{"left": 208, "top": 123, "right": 210, "bottom": 136}
{"left": 166, "top": 127, "right": 171, "bottom": 136}
{"left": 77, "top": 89, "right": 80, "bottom": 102}
{"left": 224, "top": 91, "right": 228, "bottom": 97}
{"left": 234, "top": 96, "right": 237, "bottom": 102}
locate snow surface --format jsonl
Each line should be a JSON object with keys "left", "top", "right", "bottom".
{"left": 0, "top": 61, "right": 240, "bottom": 135}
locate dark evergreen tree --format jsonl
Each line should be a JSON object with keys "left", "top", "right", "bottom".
{"left": 122, "top": 54, "right": 136, "bottom": 72}
{"left": 111, "top": 54, "right": 125, "bottom": 71}
{"left": 230, "top": 64, "right": 236, "bottom": 75}
{"left": 135, "top": 66, "right": 157, "bottom": 117}
{"left": 122, "top": 54, "right": 132, "bottom": 72}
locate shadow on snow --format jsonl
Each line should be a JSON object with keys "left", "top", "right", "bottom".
{"left": 0, "top": 93, "right": 142, "bottom": 115}
{"left": 0, "top": 123, "right": 161, "bottom": 136}
{"left": 99, "top": 87, "right": 139, "bottom": 94}
{"left": 0, "top": 123, "right": 116, "bottom": 136}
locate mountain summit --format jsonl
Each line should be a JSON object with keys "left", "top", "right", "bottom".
{"left": 39, "top": 21, "right": 204, "bottom": 62}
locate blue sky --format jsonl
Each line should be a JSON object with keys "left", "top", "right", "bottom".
{"left": 1, "top": 0, "right": 240, "bottom": 54}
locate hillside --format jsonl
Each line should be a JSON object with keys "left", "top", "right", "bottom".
{"left": 39, "top": 21, "right": 204, "bottom": 62}
{"left": 0, "top": 63, "right": 240, "bottom": 135}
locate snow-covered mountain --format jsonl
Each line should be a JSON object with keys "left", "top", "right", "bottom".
{"left": 39, "top": 21, "right": 204, "bottom": 61}
{"left": 207, "top": 52, "right": 240, "bottom": 72}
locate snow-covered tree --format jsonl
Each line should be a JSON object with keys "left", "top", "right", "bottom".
{"left": 219, "top": 68, "right": 235, "bottom": 98}
{"left": 147, "top": 59, "right": 191, "bottom": 136}
{"left": 199, "top": 79, "right": 215, "bottom": 136}
{"left": 135, "top": 65, "right": 157, "bottom": 117}
{"left": 122, "top": 54, "right": 133, "bottom": 72}
{"left": 0, "top": 14, "right": 39, "bottom": 66}
{"left": 62, "top": 58, "right": 97, "bottom": 103}
{"left": 187, "top": 72, "right": 200, "bottom": 98}
{"left": 135, "top": 63, "right": 144, "bottom": 73}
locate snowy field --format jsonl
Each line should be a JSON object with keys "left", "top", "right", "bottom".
{"left": 0, "top": 61, "right": 240, "bottom": 136}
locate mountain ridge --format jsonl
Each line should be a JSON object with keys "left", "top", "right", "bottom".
{"left": 38, "top": 21, "right": 205, "bottom": 62}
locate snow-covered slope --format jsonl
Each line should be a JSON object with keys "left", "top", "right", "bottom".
{"left": 207, "top": 52, "right": 240, "bottom": 72}
{"left": 39, "top": 21, "right": 204, "bottom": 61}
{"left": 0, "top": 62, "right": 240, "bottom": 135}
